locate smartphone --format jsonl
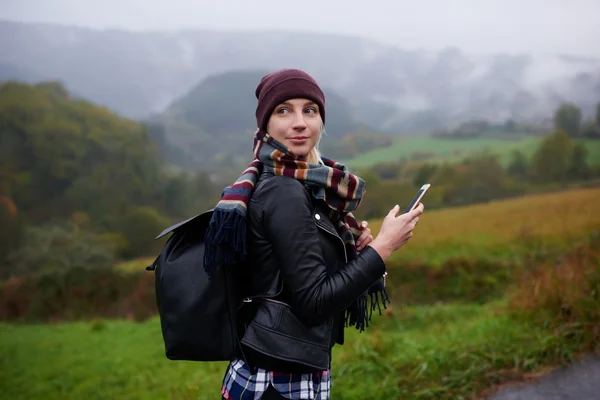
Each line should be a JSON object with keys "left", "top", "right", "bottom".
{"left": 404, "top": 184, "right": 431, "bottom": 213}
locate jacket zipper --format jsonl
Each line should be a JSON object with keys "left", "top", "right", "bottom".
{"left": 243, "top": 220, "right": 348, "bottom": 304}
{"left": 242, "top": 281, "right": 284, "bottom": 303}
{"left": 317, "top": 221, "right": 387, "bottom": 287}
{"left": 264, "top": 298, "right": 291, "bottom": 307}
{"left": 315, "top": 223, "right": 348, "bottom": 263}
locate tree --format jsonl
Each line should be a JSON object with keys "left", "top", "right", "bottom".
{"left": 370, "top": 161, "right": 402, "bottom": 180}
{"left": 507, "top": 150, "right": 528, "bottom": 178}
{"left": 553, "top": 103, "right": 582, "bottom": 137}
{"left": 440, "top": 154, "right": 508, "bottom": 206}
{"left": 531, "top": 130, "right": 574, "bottom": 183}
{"left": 567, "top": 143, "right": 591, "bottom": 180}
{"left": 0, "top": 81, "right": 166, "bottom": 226}
{"left": 0, "top": 196, "right": 22, "bottom": 270}
{"left": 413, "top": 163, "right": 438, "bottom": 187}
{"left": 504, "top": 119, "right": 517, "bottom": 132}
{"left": 117, "top": 206, "right": 170, "bottom": 258}
{"left": 581, "top": 119, "right": 600, "bottom": 139}
{"left": 5, "top": 221, "right": 116, "bottom": 276}
{"left": 452, "top": 119, "right": 490, "bottom": 138}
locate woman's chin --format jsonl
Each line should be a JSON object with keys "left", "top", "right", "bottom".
{"left": 287, "top": 144, "right": 312, "bottom": 157}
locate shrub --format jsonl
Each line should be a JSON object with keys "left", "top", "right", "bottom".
{"left": 508, "top": 231, "right": 600, "bottom": 351}
{"left": 0, "top": 196, "right": 23, "bottom": 274}
{"left": 0, "top": 267, "right": 156, "bottom": 322}
{"left": 385, "top": 257, "right": 517, "bottom": 305}
{"left": 117, "top": 206, "right": 170, "bottom": 258}
{"left": 5, "top": 221, "right": 117, "bottom": 277}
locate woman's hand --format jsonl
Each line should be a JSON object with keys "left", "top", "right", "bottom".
{"left": 356, "top": 220, "right": 373, "bottom": 251}
{"left": 368, "top": 203, "right": 424, "bottom": 261}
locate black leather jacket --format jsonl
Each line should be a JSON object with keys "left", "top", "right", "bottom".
{"left": 238, "top": 170, "right": 386, "bottom": 372}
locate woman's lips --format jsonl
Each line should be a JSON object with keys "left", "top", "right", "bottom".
{"left": 289, "top": 137, "right": 309, "bottom": 144}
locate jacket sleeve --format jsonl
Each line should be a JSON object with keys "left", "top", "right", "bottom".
{"left": 255, "top": 176, "right": 386, "bottom": 327}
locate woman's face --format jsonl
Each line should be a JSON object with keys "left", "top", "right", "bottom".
{"left": 266, "top": 98, "right": 322, "bottom": 157}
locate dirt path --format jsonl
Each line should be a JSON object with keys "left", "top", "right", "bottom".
{"left": 487, "top": 356, "right": 600, "bottom": 400}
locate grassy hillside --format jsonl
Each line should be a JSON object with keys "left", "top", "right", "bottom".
{"left": 1, "top": 188, "right": 599, "bottom": 400}
{"left": 118, "top": 187, "right": 600, "bottom": 271}
{"left": 371, "top": 186, "right": 600, "bottom": 265}
{"left": 344, "top": 134, "right": 600, "bottom": 169}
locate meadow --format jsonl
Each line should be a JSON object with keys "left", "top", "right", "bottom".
{"left": 1, "top": 187, "right": 599, "bottom": 399}
{"left": 1, "top": 301, "right": 590, "bottom": 400}
{"left": 345, "top": 134, "right": 600, "bottom": 169}
{"left": 376, "top": 186, "right": 600, "bottom": 265}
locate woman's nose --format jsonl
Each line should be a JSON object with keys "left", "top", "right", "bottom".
{"left": 291, "top": 112, "right": 308, "bottom": 129}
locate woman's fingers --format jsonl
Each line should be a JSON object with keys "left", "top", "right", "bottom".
{"left": 357, "top": 226, "right": 372, "bottom": 250}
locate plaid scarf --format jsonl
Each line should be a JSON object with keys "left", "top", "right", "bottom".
{"left": 204, "top": 129, "right": 389, "bottom": 331}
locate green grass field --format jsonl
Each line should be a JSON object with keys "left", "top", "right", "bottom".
{"left": 580, "top": 139, "right": 600, "bottom": 164}
{"left": 2, "top": 188, "right": 599, "bottom": 399}
{"left": 0, "top": 302, "right": 585, "bottom": 400}
{"left": 345, "top": 135, "right": 600, "bottom": 169}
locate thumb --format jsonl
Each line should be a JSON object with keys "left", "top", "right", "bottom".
{"left": 388, "top": 205, "right": 400, "bottom": 218}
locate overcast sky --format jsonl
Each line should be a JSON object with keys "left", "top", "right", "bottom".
{"left": 2, "top": 0, "right": 599, "bottom": 56}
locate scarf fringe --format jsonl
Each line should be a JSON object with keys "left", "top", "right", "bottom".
{"left": 344, "top": 283, "right": 391, "bottom": 332}
{"left": 203, "top": 207, "right": 247, "bottom": 278}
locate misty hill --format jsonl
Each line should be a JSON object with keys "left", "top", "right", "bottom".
{"left": 162, "top": 69, "right": 372, "bottom": 135}
{"left": 0, "top": 63, "right": 44, "bottom": 83}
{"left": 164, "top": 70, "right": 264, "bottom": 136}
{"left": 153, "top": 70, "right": 382, "bottom": 168}
{"left": 2, "top": 20, "right": 600, "bottom": 134}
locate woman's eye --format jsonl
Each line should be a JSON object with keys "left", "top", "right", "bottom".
{"left": 276, "top": 108, "right": 289, "bottom": 114}
{"left": 305, "top": 107, "right": 317, "bottom": 114}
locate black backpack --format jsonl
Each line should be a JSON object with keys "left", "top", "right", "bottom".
{"left": 146, "top": 209, "right": 245, "bottom": 362}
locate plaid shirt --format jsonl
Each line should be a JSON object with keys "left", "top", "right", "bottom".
{"left": 221, "top": 359, "right": 331, "bottom": 400}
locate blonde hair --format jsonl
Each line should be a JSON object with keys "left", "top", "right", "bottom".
{"left": 307, "top": 146, "right": 322, "bottom": 164}
{"left": 306, "top": 124, "right": 326, "bottom": 165}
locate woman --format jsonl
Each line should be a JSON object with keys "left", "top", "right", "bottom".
{"left": 204, "top": 68, "right": 424, "bottom": 400}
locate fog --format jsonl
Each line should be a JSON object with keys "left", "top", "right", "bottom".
{"left": 2, "top": 0, "right": 599, "bottom": 56}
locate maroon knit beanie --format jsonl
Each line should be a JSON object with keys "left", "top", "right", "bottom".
{"left": 255, "top": 68, "right": 326, "bottom": 132}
